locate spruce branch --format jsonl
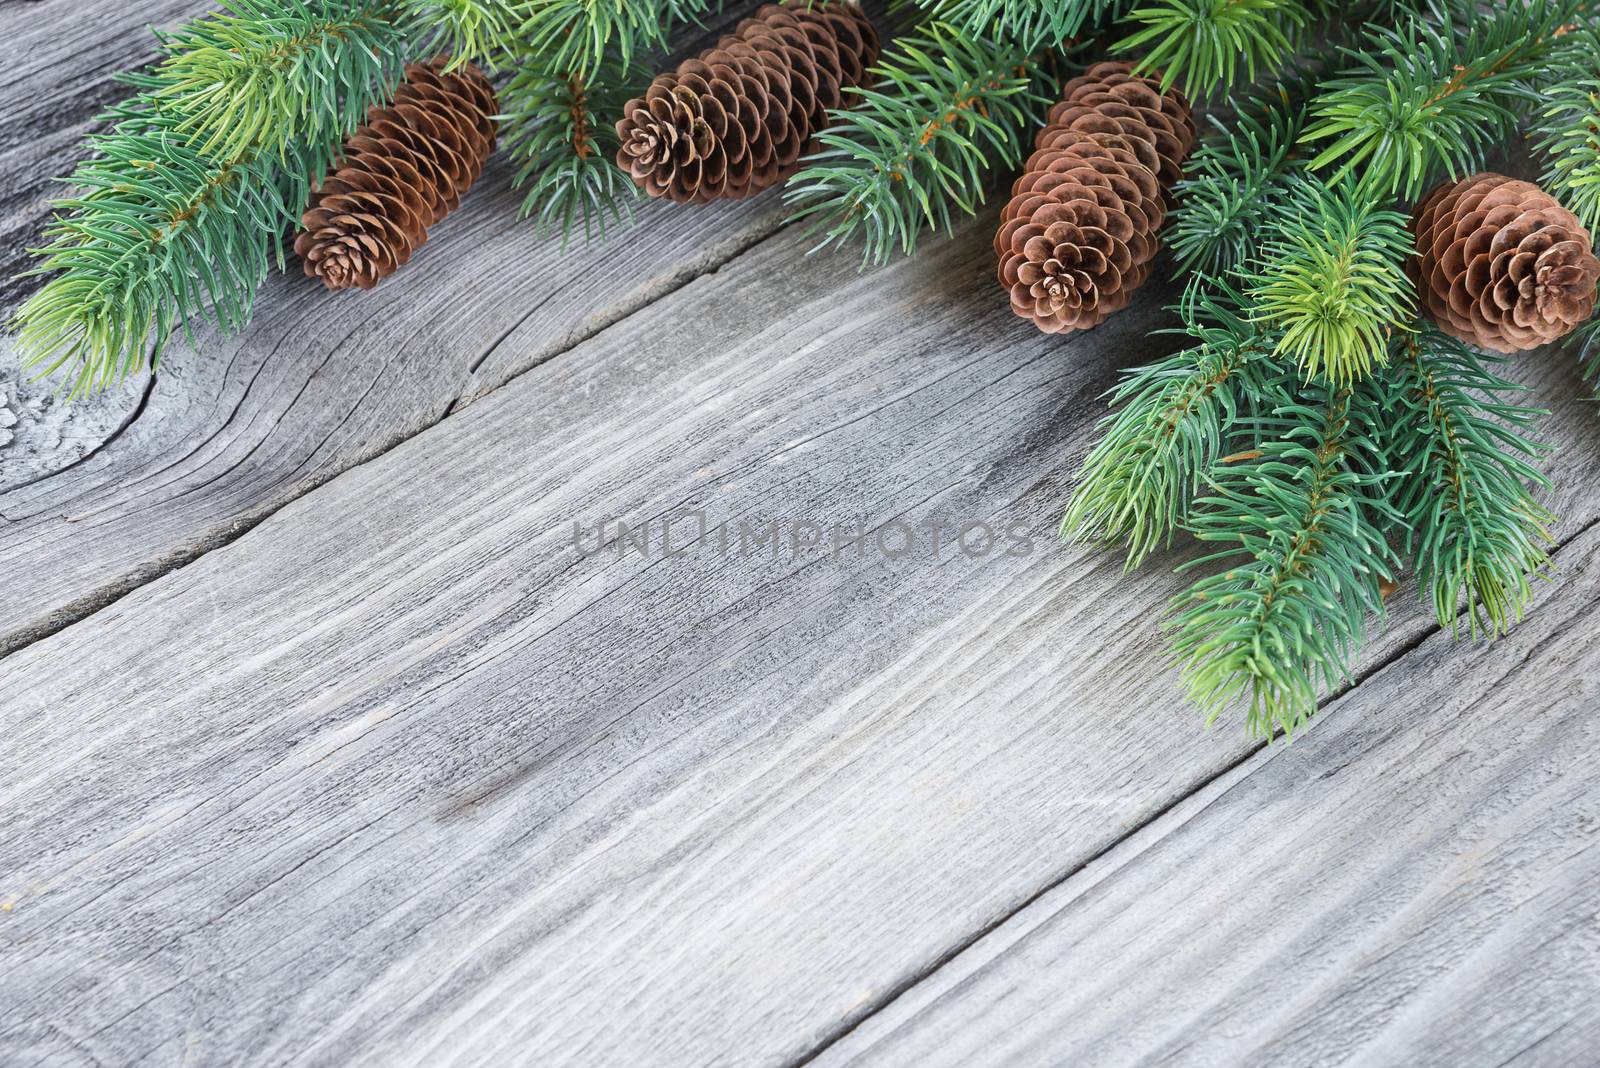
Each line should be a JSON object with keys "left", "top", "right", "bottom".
{"left": 128, "top": 0, "right": 406, "bottom": 161}
{"left": 501, "top": 55, "right": 644, "bottom": 242}
{"left": 1169, "top": 384, "right": 1398, "bottom": 736}
{"left": 1246, "top": 176, "right": 1414, "bottom": 385}
{"left": 9, "top": 0, "right": 408, "bottom": 394}
{"left": 909, "top": 0, "right": 1121, "bottom": 47}
{"left": 1381, "top": 328, "right": 1554, "bottom": 637}
{"left": 519, "top": 0, "right": 712, "bottom": 78}
{"left": 1063, "top": 281, "right": 1286, "bottom": 568}
{"left": 783, "top": 25, "right": 1050, "bottom": 268}
{"left": 402, "top": 0, "right": 528, "bottom": 68}
{"left": 1534, "top": 77, "right": 1600, "bottom": 237}
{"left": 1167, "top": 74, "right": 1315, "bottom": 277}
{"left": 1115, "top": 0, "right": 1310, "bottom": 98}
{"left": 1570, "top": 308, "right": 1600, "bottom": 384}
{"left": 1302, "top": 0, "right": 1587, "bottom": 199}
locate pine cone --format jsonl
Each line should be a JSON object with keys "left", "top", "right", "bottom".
{"left": 1410, "top": 173, "right": 1600, "bottom": 353}
{"left": 615, "top": 2, "right": 879, "bottom": 204}
{"left": 997, "top": 62, "right": 1193, "bottom": 334}
{"left": 295, "top": 59, "right": 497, "bottom": 291}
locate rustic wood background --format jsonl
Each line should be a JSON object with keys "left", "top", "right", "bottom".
{"left": 3, "top": 4, "right": 1598, "bottom": 1066}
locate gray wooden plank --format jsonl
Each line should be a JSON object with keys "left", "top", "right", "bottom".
{"left": 0, "top": 1, "right": 805, "bottom": 652}
{"left": 815, "top": 522, "right": 1600, "bottom": 1068}
{"left": 2, "top": 202, "right": 1599, "bottom": 1066}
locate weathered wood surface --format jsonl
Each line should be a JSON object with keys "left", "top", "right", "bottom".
{"left": 816, "top": 519, "right": 1600, "bottom": 1068}
{"left": 5, "top": 5, "right": 1600, "bottom": 1067}
{"left": 4, "top": 196, "right": 1600, "bottom": 1066}
{"left": 0, "top": 0, "right": 794, "bottom": 654}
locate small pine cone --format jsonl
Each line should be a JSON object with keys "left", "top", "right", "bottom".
{"left": 1409, "top": 173, "right": 1600, "bottom": 353}
{"left": 997, "top": 62, "right": 1192, "bottom": 334}
{"left": 615, "top": 2, "right": 879, "bottom": 203}
{"left": 295, "top": 59, "right": 497, "bottom": 291}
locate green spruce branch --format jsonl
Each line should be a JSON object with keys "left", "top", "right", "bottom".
{"left": 1063, "top": 282, "right": 1285, "bottom": 568}
{"left": 784, "top": 24, "right": 1050, "bottom": 268}
{"left": 909, "top": 0, "right": 1123, "bottom": 48}
{"left": 1246, "top": 176, "right": 1413, "bottom": 386}
{"left": 518, "top": 0, "right": 712, "bottom": 78}
{"left": 1302, "top": 0, "right": 1592, "bottom": 199}
{"left": 1167, "top": 74, "right": 1316, "bottom": 277}
{"left": 1169, "top": 384, "right": 1398, "bottom": 736}
{"left": 402, "top": 0, "right": 528, "bottom": 68}
{"left": 502, "top": 55, "right": 645, "bottom": 241}
{"left": 10, "top": 0, "right": 408, "bottom": 394}
{"left": 1115, "top": 0, "right": 1310, "bottom": 98}
{"left": 1534, "top": 77, "right": 1600, "bottom": 237}
{"left": 1381, "top": 328, "right": 1555, "bottom": 638}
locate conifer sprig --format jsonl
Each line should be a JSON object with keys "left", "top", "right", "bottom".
{"left": 1115, "top": 0, "right": 1309, "bottom": 97}
{"left": 502, "top": 56, "right": 645, "bottom": 242}
{"left": 1246, "top": 177, "right": 1413, "bottom": 385}
{"left": 1169, "top": 385, "right": 1398, "bottom": 736}
{"left": 130, "top": 0, "right": 406, "bottom": 161}
{"left": 1381, "top": 328, "right": 1555, "bottom": 637}
{"left": 519, "top": 0, "right": 712, "bottom": 78}
{"left": 910, "top": 0, "right": 1122, "bottom": 47}
{"left": 9, "top": 0, "right": 408, "bottom": 395}
{"left": 1302, "top": 0, "right": 1588, "bottom": 198}
{"left": 784, "top": 25, "right": 1050, "bottom": 268}
{"left": 1063, "top": 282, "right": 1283, "bottom": 568}
{"left": 1167, "top": 77, "right": 1314, "bottom": 277}
{"left": 1534, "top": 78, "right": 1600, "bottom": 236}
{"left": 402, "top": 0, "right": 527, "bottom": 68}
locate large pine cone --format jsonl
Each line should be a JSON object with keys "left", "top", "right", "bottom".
{"left": 615, "top": 2, "right": 879, "bottom": 203}
{"left": 997, "top": 62, "right": 1193, "bottom": 334}
{"left": 1410, "top": 173, "right": 1600, "bottom": 353}
{"left": 295, "top": 60, "right": 497, "bottom": 291}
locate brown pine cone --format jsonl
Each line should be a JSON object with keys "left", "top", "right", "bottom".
{"left": 1409, "top": 173, "right": 1600, "bottom": 353}
{"left": 997, "top": 62, "right": 1193, "bottom": 334}
{"left": 295, "top": 59, "right": 497, "bottom": 291}
{"left": 615, "top": 2, "right": 879, "bottom": 203}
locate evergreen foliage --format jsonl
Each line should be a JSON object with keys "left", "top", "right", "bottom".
{"left": 1245, "top": 177, "right": 1413, "bottom": 385}
{"left": 784, "top": 25, "right": 1050, "bottom": 267}
{"left": 1063, "top": 281, "right": 1281, "bottom": 568}
{"left": 910, "top": 0, "right": 1122, "bottom": 48}
{"left": 1534, "top": 78, "right": 1600, "bottom": 236}
{"left": 1302, "top": 0, "right": 1593, "bottom": 198}
{"left": 1379, "top": 328, "right": 1554, "bottom": 637}
{"left": 402, "top": 0, "right": 527, "bottom": 68}
{"left": 1115, "top": 0, "right": 1309, "bottom": 97}
{"left": 10, "top": 0, "right": 407, "bottom": 394}
{"left": 1166, "top": 75, "right": 1314, "bottom": 277}
{"left": 1169, "top": 384, "right": 1398, "bottom": 736}
{"left": 518, "top": 0, "right": 712, "bottom": 77}
{"left": 501, "top": 55, "right": 646, "bottom": 241}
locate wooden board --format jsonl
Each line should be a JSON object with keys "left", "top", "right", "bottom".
{"left": 3, "top": 201, "right": 1600, "bottom": 1065}
{"left": 6, "top": 4, "right": 1600, "bottom": 1066}
{"left": 815, "top": 518, "right": 1600, "bottom": 1068}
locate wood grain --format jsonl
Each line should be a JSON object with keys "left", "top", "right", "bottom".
{"left": 816, "top": 519, "right": 1600, "bottom": 1068}
{"left": 3, "top": 200, "right": 1598, "bottom": 1066}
